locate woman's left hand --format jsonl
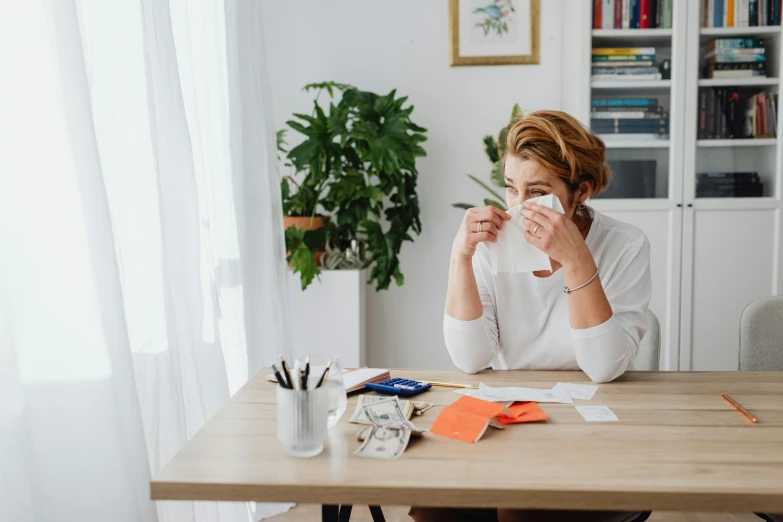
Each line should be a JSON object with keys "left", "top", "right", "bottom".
{"left": 522, "top": 203, "right": 591, "bottom": 267}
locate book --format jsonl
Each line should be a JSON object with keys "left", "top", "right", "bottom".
{"left": 661, "top": 0, "right": 674, "bottom": 29}
{"left": 594, "top": 0, "right": 602, "bottom": 28}
{"left": 591, "top": 110, "right": 667, "bottom": 118}
{"left": 653, "top": 0, "right": 661, "bottom": 28}
{"left": 592, "top": 54, "right": 656, "bottom": 61}
{"left": 591, "top": 118, "right": 669, "bottom": 128}
{"left": 706, "top": 53, "right": 766, "bottom": 62}
{"left": 623, "top": 0, "right": 632, "bottom": 28}
{"left": 641, "top": 0, "right": 650, "bottom": 27}
{"left": 706, "top": 38, "right": 764, "bottom": 50}
{"left": 728, "top": 0, "right": 735, "bottom": 26}
{"left": 591, "top": 123, "right": 669, "bottom": 134}
{"left": 603, "top": 0, "right": 614, "bottom": 28}
{"left": 708, "top": 0, "right": 715, "bottom": 27}
{"left": 750, "top": 0, "right": 759, "bottom": 24}
{"left": 709, "top": 69, "right": 766, "bottom": 78}
{"left": 706, "top": 47, "right": 765, "bottom": 55}
{"left": 592, "top": 97, "right": 658, "bottom": 107}
{"left": 592, "top": 60, "right": 655, "bottom": 66}
{"left": 592, "top": 73, "right": 663, "bottom": 80}
{"left": 739, "top": 0, "right": 750, "bottom": 26}
{"left": 715, "top": 0, "right": 723, "bottom": 27}
{"left": 592, "top": 66, "right": 661, "bottom": 74}
{"left": 597, "top": 133, "right": 665, "bottom": 140}
{"left": 615, "top": 0, "right": 623, "bottom": 27}
{"left": 592, "top": 47, "right": 656, "bottom": 55}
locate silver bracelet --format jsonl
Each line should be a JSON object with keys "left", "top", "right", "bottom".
{"left": 563, "top": 268, "right": 599, "bottom": 294}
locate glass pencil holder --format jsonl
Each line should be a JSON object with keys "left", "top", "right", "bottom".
{"left": 276, "top": 384, "right": 329, "bottom": 458}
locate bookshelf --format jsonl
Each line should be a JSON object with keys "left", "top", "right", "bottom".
{"left": 561, "top": 0, "right": 783, "bottom": 374}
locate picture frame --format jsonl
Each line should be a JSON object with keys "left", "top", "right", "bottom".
{"left": 449, "top": 0, "right": 540, "bottom": 66}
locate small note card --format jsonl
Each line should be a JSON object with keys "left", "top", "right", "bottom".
{"left": 575, "top": 405, "right": 618, "bottom": 422}
{"left": 553, "top": 382, "right": 599, "bottom": 401}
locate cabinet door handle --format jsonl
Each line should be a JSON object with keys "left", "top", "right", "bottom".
{"left": 677, "top": 203, "right": 683, "bottom": 207}
{"left": 686, "top": 203, "right": 693, "bottom": 208}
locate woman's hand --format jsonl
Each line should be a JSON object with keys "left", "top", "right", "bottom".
{"left": 521, "top": 203, "right": 591, "bottom": 268}
{"left": 452, "top": 206, "right": 511, "bottom": 260}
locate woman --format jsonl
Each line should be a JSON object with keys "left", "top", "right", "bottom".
{"left": 409, "top": 110, "right": 651, "bottom": 522}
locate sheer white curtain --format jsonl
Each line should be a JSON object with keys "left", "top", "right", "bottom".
{"left": 0, "top": 1, "right": 290, "bottom": 521}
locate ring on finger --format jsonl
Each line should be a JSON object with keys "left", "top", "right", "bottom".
{"left": 477, "top": 221, "right": 483, "bottom": 233}
{"left": 533, "top": 224, "right": 540, "bottom": 235}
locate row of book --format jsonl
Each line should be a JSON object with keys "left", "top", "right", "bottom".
{"left": 698, "top": 89, "right": 778, "bottom": 138}
{"left": 696, "top": 172, "right": 764, "bottom": 197}
{"left": 702, "top": 0, "right": 781, "bottom": 27}
{"left": 593, "top": 0, "right": 673, "bottom": 29}
{"left": 592, "top": 97, "right": 669, "bottom": 140}
{"left": 703, "top": 38, "right": 766, "bottom": 79}
{"left": 592, "top": 47, "right": 662, "bottom": 81}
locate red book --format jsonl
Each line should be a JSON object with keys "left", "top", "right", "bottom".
{"left": 614, "top": 0, "right": 623, "bottom": 27}
{"left": 594, "top": 0, "right": 602, "bottom": 28}
{"left": 640, "top": 0, "right": 650, "bottom": 27}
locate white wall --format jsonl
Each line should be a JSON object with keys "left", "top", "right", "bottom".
{"left": 262, "top": 0, "right": 564, "bottom": 369}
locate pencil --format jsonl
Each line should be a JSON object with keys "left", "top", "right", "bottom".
{"left": 315, "top": 361, "right": 332, "bottom": 388}
{"left": 422, "top": 381, "right": 478, "bottom": 389}
{"left": 279, "top": 355, "right": 294, "bottom": 391}
{"left": 271, "top": 363, "right": 290, "bottom": 389}
{"left": 722, "top": 393, "right": 758, "bottom": 424}
{"left": 303, "top": 356, "right": 311, "bottom": 390}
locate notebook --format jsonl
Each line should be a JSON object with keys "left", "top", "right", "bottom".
{"left": 266, "top": 367, "right": 390, "bottom": 393}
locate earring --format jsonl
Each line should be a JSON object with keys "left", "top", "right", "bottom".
{"left": 577, "top": 202, "right": 586, "bottom": 210}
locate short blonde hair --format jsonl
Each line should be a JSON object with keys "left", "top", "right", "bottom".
{"left": 504, "top": 110, "right": 611, "bottom": 195}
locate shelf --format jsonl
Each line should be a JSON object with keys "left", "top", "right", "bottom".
{"left": 698, "top": 77, "right": 779, "bottom": 87}
{"left": 697, "top": 138, "right": 778, "bottom": 147}
{"left": 592, "top": 29, "right": 673, "bottom": 44}
{"left": 591, "top": 79, "right": 672, "bottom": 90}
{"left": 699, "top": 26, "right": 782, "bottom": 40}
{"left": 692, "top": 197, "right": 780, "bottom": 211}
{"left": 602, "top": 139, "right": 671, "bottom": 149}
{"left": 589, "top": 199, "right": 675, "bottom": 212}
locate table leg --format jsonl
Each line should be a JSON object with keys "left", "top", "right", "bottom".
{"left": 368, "top": 505, "right": 386, "bottom": 522}
{"left": 339, "top": 505, "right": 353, "bottom": 522}
{"left": 322, "top": 505, "right": 339, "bottom": 522}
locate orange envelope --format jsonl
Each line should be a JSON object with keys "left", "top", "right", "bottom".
{"left": 430, "top": 406, "right": 490, "bottom": 443}
{"left": 497, "top": 401, "right": 549, "bottom": 425}
{"left": 451, "top": 395, "right": 506, "bottom": 418}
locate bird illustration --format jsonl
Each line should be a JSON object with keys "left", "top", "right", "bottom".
{"left": 473, "top": 0, "right": 515, "bottom": 19}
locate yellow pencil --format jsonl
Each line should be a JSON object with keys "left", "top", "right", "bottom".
{"left": 422, "top": 380, "right": 478, "bottom": 389}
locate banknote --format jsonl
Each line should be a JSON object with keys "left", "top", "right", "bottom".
{"left": 349, "top": 395, "right": 414, "bottom": 424}
{"left": 353, "top": 425, "right": 411, "bottom": 460}
{"left": 362, "top": 396, "right": 415, "bottom": 429}
{"left": 412, "top": 401, "right": 434, "bottom": 415}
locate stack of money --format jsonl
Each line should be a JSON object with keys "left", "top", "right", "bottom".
{"left": 353, "top": 396, "right": 426, "bottom": 460}
{"left": 349, "top": 395, "right": 434, "bottom": 425}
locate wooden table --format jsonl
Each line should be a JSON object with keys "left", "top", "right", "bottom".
{"left": 151, "top": 370, "right": 783, "bottom": 516}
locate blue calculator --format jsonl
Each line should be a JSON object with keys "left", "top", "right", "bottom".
{"left": 364, "top": 378, "right": 432, "bottom": 397}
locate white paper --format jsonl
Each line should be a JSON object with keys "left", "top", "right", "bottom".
{"left": 575, "top": 405, "right": 618, "bottom": 422}
{"left": 553, "top": 382, "right": 599, "bottom": 401}
{"left": 454, "top": 383, "right": 573, "bottom": 404}
{"left": 484, "top": 194, "right": 565, "bottom": 275}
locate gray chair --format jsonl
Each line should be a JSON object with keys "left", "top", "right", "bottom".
{"left": 740, "top": 296, "right": 783, "bottom": 371}
{"left": 634, "top": 310, "right": 661, "bottom": 371}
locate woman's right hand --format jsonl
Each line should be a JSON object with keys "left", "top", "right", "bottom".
{"left": 451, "top": 206, "right": 511, "bottom": 260}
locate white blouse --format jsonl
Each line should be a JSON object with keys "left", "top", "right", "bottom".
{"left": 444, "top": 209, "right": 651, "bottom": 383}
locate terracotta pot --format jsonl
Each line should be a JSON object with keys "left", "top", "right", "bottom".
{"left": 284, "top": 215, "right": 327, "bottom": 266}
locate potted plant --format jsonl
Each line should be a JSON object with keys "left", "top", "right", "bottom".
{"left": 452, "top": 104, "right": 522, "bottom": 210}
{"left": 280, "top": 82, "right": 428, "bottom": 291}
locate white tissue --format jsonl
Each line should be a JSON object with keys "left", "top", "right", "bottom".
{"left": 485, "top": 194, "right": 565, "bottom": 275}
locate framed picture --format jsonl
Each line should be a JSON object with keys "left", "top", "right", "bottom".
{"left": 449, "top": 0, "right": 540, "bottom": 66}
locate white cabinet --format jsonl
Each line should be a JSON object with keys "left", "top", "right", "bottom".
{"left": 563, "top": 0, "right": 783, "bottom": 370}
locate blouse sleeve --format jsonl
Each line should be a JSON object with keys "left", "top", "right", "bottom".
{"left": 443, "top": 253, "right": 500, "bottom": 374}
{"left": 572, "top": 237, "right": 652, "bottom": 383}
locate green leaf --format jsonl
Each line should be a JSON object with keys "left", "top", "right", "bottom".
{"left": 452, "top": 202, "right": 475, "bottom": 210}
{"left": 490, "top": 160, "right": 505, "bottom": 188}
{"left": 483, "top": 135, "right": 499, "bottom": 163}
{"left": 468, "top": 174, "right": 505, "bottom": 202}
{"left": 510, "top": 103, "right": 522, "bottom": 123}
{"left": 484, "top": 198, "right": 506, "bottom": 210}
{"left": 290, "top": 243, "right": 319, "bottom": 290}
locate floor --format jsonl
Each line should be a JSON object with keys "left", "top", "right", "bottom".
{"left": 274, "top": 505, "right": 761, "bottom": 521}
